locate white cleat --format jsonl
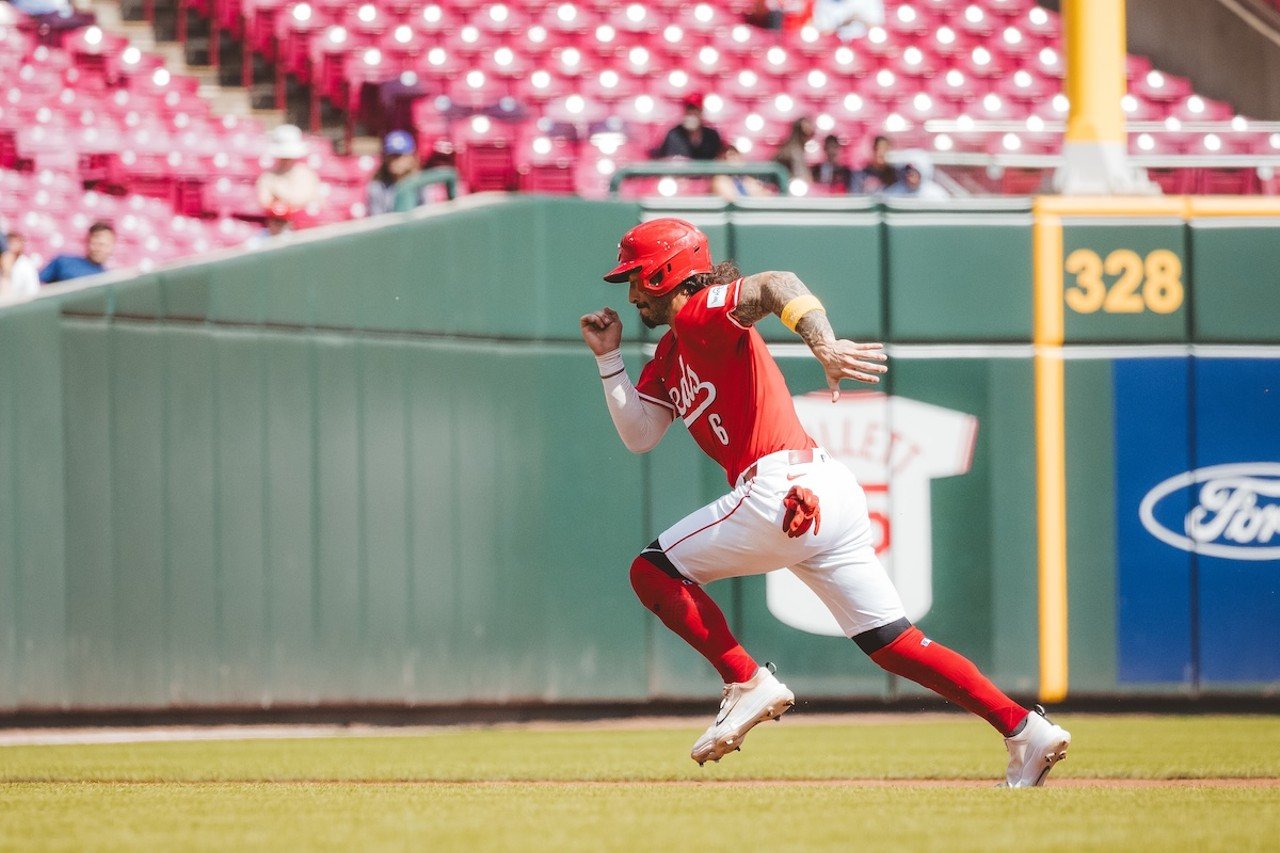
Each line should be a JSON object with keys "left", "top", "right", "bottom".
{"left": 1003, "top": 705, "right": 1071, "bottom": 788}
{"left": 691, "top": 665, "right": 795, "bottom": 766}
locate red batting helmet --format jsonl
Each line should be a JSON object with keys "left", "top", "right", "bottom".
{"left": 602, "top": 218, "right": 713, "bottom": 296}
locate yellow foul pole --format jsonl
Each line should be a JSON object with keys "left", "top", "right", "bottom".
{"left": 1031, "top": 207, "right": 1068, "bottom": 704}
{"left": 1056, "top": 0, "right": 1150, "bottom": 193}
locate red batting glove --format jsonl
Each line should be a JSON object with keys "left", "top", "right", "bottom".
{"left": 781, "top": 486, "right": 822, "bottom": 538}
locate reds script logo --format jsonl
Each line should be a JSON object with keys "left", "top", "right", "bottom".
{"left": 1139, "top": 462, "right": 1280, "bottom": 561}
{"left": 768, "top": 392, "right": 979, "bottom": 637}
{"left": 668, "top": 355, "right": 717, "bottom": 424}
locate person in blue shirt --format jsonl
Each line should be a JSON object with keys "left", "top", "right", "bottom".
{"left": 39, "top": 221, "right": 115, "bottom": 285}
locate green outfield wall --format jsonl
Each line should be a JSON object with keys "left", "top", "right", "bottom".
{"left": 1, "top": 194, "right": 1278, "bottom": 712}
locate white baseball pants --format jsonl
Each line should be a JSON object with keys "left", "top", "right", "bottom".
{"left": 657, "top": 448, "right": 908, "bottom": 637}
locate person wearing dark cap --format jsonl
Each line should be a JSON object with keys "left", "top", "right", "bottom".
{"left": 650, "top": 93, "right": 724, "bottom": 161}
{"left": 366, "top": 130, "right": 422, "bottom": 216}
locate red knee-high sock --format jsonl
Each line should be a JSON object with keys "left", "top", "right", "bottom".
{"left": 870, "top": 626, "right": 1029, "bottom": 736}
{"left": 629, "top": 556, "right": 758, "bottom": 684}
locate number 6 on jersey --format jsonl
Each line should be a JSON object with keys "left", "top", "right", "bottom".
{"left": 709, "top": 413, "right": 729, "bottom": 445}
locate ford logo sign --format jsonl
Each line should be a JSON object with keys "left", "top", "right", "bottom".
{"left": 1139, "top": 462, "right": 1280, "bottom": 561}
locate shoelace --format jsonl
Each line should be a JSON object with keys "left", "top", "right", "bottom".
{"left": 713, "top": 683, "right": 742, "bottom": 725}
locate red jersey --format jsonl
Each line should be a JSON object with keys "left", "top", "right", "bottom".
{"left": 635, "top": 278, "right": 817, "bottom": 485}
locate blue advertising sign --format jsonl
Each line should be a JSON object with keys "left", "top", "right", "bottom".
{"left": 1114, "top": 356, "right": 1280, "bottom": 686}
{"left": 1191, "top": 358, "right": 1280, "bottom": 684}
{"left": 1113, "top": 357, "right": 1193, "bottom": 685}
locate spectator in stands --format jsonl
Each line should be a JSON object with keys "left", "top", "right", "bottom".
{"left": 39, "top": 221, "right": 114, "bottom": 285}
{"left": 712, "top": 144, "right": 772, "bottom": 201}
{"left": 0, "top": 231, "right": 40, "bottom": 299}
{"left": 423, "top": 142, "right": 455, "bottom": 171}
{"left": 263, "top": 201, "right": 296, "bottom": 237}
{"left": 747, "top": 0, "right": 832, "bottom": 33}
{"left": 851, "top": 135, "right": 900, "bottom": 194}
{"left": 256, "top": 124, "right": 321, "bottom": 213}
{"left": 246, "top": 202, "right": 296, "bottom": 248}
{"left": 744, "top": 0, "right": 784, "bottom": 30}
{"left": 813, "top": 135, "right": 853, "bottom": 192}
{"left": 11, "top": 0, "right": 67, "bottom": 13}
{"left": 650, "top": 93, "right": 724, "bottom": 161}
{"left": 8, "top": 0, "right": 94, "bottom": 33}
{"left": 811, "top": 0, "right": 885, "bottom": 41}
{"left": 366, "top": 130, "right": 420, "bottom": 216}
{"left": 880, "top": 150, "right": 949, "bottom": 201}
{"left": 773, "top": 117, "right": 816, "bottom": 182}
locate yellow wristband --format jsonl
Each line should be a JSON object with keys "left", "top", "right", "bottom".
{"left": 780, "top": 295, "right": 825, "bottom": 332}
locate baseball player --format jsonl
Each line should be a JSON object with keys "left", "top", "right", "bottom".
{"left": 580, "top": 218, "right": 1071, "bottom": 787}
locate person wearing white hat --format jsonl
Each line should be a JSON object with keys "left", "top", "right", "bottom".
{"left": 880, "top": 149, "right": 950, "bottom": 201}
{"left": 255, "top": 124, "right": 322, "bottom": 214}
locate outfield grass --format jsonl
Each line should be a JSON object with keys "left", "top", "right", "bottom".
{"left": 2, "top": 715, "right": 1278, "bottom": 851}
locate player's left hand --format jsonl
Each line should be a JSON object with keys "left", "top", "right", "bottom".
{"left": 782, "top": 486, "right": 822, "bottom": 538}
{"left": 814, "top": 340, "right": 888, "bottom": 401}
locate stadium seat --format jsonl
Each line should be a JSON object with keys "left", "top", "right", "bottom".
{"left": 1197, "top": 168, "right": 1259, "bottom": 195}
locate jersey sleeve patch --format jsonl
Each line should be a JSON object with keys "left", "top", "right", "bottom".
{"left": 706, "top": 284, "right": 729, "bottom": 308}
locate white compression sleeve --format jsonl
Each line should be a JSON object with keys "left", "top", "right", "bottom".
{"left": 595, "top": 349, "right": 672, "bottom": 453}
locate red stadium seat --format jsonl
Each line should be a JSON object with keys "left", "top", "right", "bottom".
{"left": 1131, "top": 68, "right": 1194, "bottom": 104}
{"left": 517, "top": 133, "right": 578, "bottom": 193}
{"left": 343, "top": 4, "right": 394, "bottom": 38}
{"left": 446, "top": 69, "right": 511, "bottom": 110}
{"left": 953, "top": 3, "right": 997, "bottom": 38}
{"left": 999, "top": 167, "right": 1048, "bottom": 195}
{"left": 1146, "top": 167, "right": 1197, "bottom": 195}
{"left": 470, "top": 2, "right": 530, "bottom": 35}
{"left": 457, "top": 133, "right": 518, "bottom": 191}
{"left": 540, "top": 3, "right": 601, "bottom": 36}
{"left": 1197, "top": 168, "right": 1259, "bottom": 195}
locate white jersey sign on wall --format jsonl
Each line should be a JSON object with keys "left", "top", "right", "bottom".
{"left": 767, "top": 392, "right": 979, "bottom": 637}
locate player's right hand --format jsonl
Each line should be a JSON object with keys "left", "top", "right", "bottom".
{"left": 580, "top": 307, "right": 624, "bottom": 355}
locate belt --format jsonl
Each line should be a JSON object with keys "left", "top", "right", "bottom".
{"left": 739, "top": 448, "right": 818, "bottom": 485}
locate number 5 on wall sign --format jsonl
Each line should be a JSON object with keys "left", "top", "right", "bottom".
{"left": 1064, "top": 248, "right": 1185, "bottom": 315}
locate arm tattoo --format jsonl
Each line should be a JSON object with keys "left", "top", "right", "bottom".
{"left": 732, "top": 270, "right": 806, "bottom": 326}
{"left": 794, "top": 305, "right": 836, "bottom": 352}
{"left": 732, "top": 270, "right": 835, "bottom": 351}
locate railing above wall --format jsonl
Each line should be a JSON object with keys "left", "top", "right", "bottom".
{"left": 609, "top": 161, "right": 792, "bottom": 197}
{"left": 393, "top": 167, "right": 461, "bottom": 210}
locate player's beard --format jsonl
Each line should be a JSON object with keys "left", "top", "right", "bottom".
{"left": 635, "top": 303, "right": 662, "bottom": 329}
